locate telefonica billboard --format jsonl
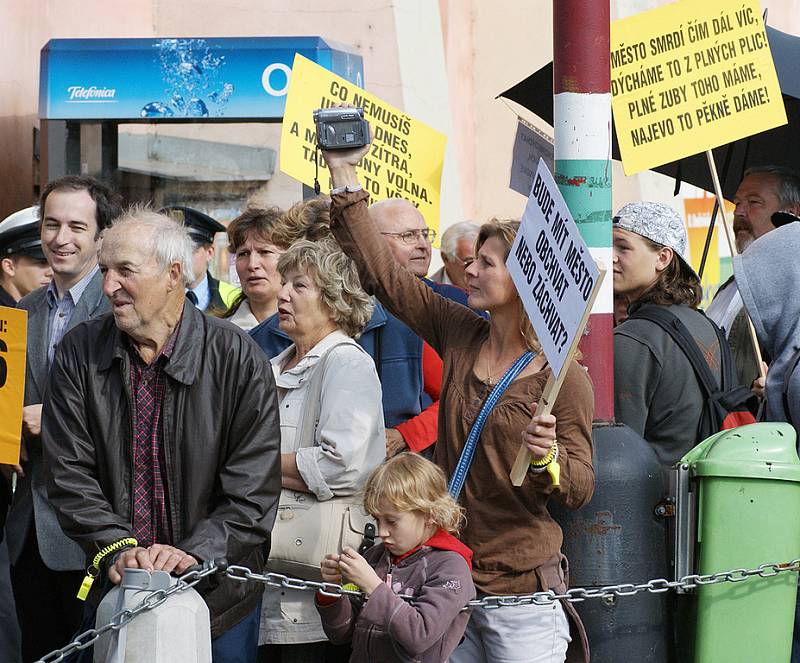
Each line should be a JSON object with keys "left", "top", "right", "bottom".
{"left": 39, "top": 37, "right": 364, "bottom": 120}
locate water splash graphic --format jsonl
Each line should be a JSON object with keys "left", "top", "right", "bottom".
{"left": 140, "top": 102, "right": 174, "bottom": 118}
{"left": 171, "top": 93, "right": 186, "bottom": 113}
{"left": 187, "top": 98, "right": 209, "bottom": 118}
{"left": 209, "top": 82, "right": 234, "bottom": 106}
{"left": 140, "top": 39, "right": 234, "bottom": 118}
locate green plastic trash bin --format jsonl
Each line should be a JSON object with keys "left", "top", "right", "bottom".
{"left": 682, "top": 422, "right": 800, "bottom": 663}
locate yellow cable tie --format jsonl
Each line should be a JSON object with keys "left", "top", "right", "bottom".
{"left": 530, "top": 443, "right": 560, "bottom": 487}
{"left": 530, "top": 449, "right": 555, "bottom": 467}
{"left": 77, "top": 537, "right": 138, "bottom": 601}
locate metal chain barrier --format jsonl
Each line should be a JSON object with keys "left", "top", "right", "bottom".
{"left": 467, "top": 559, "right": 800, "bottom": 609}
{"left": 227, "top": 558, "right": 800, "bottom": 609}
{"left": 36, "top": 558, "right": 800, "bottom": 662}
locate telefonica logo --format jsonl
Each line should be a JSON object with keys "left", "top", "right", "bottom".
{"left": 67, "top": 86, "right": 117, "bottom": 101}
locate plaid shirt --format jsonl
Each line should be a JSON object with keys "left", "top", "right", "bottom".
{"left": 128, "top": 323, "right": 180, "bottom": 548}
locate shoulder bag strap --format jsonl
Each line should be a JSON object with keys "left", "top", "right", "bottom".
{"left": 294, "top": 340, "right": 356, "bottom": 450}
{"left": 629, "top": 305, "right": 719, "bottom": 396}
{"left": 373, "top": 326, "right": 383, "bottom": 383}
{"left": 448, "top": 350, "right": 536, "bottom": 500}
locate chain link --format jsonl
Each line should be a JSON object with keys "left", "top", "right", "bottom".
{"left": 226, "top": 565, "right": 366, "bottom": 598}
{"left": 36, "top": 557, "right": 800, "bottom": 662}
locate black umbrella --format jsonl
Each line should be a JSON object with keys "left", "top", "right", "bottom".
{"left": 499, "top": 25, "right": 800, "bottom": 201}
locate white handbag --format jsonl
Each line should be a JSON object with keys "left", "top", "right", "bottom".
{"left": 267, "top": 341, "right": 377, "bottom": 580}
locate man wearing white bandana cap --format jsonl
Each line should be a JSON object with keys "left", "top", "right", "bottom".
{"left": 612, "top": 201, "right": 726, "bottom": 466}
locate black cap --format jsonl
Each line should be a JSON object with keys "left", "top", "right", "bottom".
{"left": 771, "top": 210, "right": 800, "bottom": 228}
{"left": 160, "top": 206, "right": 225, "bottom": 245}
{"left": 0, "top": 221, "right": 46, "bottom": 260}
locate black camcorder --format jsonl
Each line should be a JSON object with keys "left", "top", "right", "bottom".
{"left": 313, "top": 107, "right": 371, "bottom": 150}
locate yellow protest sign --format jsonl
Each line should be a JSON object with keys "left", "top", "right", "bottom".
{"left": 0, "top": 306, "right": 26, "bottom": 465}
{"left": 280, "top": 54, "right": 447, "bottom": 232}
{"left": 611, "top": 0, "right": 786, "bottom": 175}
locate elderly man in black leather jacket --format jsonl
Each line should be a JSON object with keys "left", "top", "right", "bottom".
{"left": 41, "top": 207, "right": 281, "bottom": 662}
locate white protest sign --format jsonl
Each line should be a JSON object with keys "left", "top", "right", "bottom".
{"left": 507, "top": 158, "right": 601, "bottom": 379}
{"left": 507, "top": 159, "right": 605, "bottom": 487}
{"left": 509, "top": 118, "right": 554, "bottom": 197}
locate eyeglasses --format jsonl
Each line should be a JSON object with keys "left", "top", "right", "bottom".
{"left": 380, "top": 228, "right": 437, "bottom": 245}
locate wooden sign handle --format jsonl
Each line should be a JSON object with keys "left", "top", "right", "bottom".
{"left": 705, "top": 150, "right": 766, "bottom": 380}
{"left": 509, "top": 267, "right": 606, "bottom": 486}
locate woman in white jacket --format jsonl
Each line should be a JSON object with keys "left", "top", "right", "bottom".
{"left": 259, "top": 238, "right": 385, "bottom": 663}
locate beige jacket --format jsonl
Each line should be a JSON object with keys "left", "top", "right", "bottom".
{"left": 259, "top": 329, "right": 385, "bottom": 645}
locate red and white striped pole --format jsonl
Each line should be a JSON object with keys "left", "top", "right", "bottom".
{"left": 553, "top": 0, "right": 614, "bottom": 421}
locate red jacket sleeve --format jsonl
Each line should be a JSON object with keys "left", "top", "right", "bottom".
{"left": 395, "top": 343, "right": 442, "bottom": 452}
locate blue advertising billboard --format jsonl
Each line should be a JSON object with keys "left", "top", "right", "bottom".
{"left": 39, "top": 37, "right": 364, "bottom": 120}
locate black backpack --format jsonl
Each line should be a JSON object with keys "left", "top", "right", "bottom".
{"left": 628, "top": 304, "right": 758, "bottom": 442}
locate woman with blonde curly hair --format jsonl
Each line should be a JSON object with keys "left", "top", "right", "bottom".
{"left": 259, "top": 238, "right": 386, "bottom": 661}
{"left": 316, "top": 452, "right": 476, "bottom": 663}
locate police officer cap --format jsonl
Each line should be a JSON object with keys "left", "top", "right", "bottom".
{"left": 160, "top": 206, "right": 225, "bottom": 246}
{"left": 0, "top": 207, "right": 45, "bottom": 260}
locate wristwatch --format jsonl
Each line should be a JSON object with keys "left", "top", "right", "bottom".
{"left": 330, "top": 184, "right": 363, "bottom": 195}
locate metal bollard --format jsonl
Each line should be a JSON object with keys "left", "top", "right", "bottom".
{"left": 93, "top": 568, "right": 211, "bottom": 663}
{"left": 550, "top": 423, "right": 672, "bottom": 663}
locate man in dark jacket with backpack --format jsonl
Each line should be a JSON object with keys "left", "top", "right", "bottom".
{"left": 613, "top": 202, "right": 754, "bottom": 467}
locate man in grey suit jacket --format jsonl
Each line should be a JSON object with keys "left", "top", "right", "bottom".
{"left": 4, "top": 175, "right": 122, "bottom": 663}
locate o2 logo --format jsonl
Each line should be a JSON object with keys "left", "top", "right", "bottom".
{"left": 261, "top": 63, "right": 292, "bottom": 96}
{"left": 261, "top": 62, "right": 363, "bottom": 97}
{"left": 0, "top": 338, "right": 7, "bottom": 389}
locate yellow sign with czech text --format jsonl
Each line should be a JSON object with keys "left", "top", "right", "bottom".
{"left": 0, "top": 307, "right": 26, "bottom": 465}
{"left": 280, "top": 54, "right": 447, "bottom": 232}
{"left": 611, "top": 0, "right": 786, "bottom": 175}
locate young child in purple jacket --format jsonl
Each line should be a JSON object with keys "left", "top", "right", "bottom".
{"left": 316, "top": 453, "right": 475, "bottom": 663}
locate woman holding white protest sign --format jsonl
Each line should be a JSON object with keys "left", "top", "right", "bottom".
{"left": 321, "top": 134, "right": 594, "bottom": 663}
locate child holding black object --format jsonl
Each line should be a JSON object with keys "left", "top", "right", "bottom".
{"left": 316, "top": 453, "right": 475, "bottom": 663}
